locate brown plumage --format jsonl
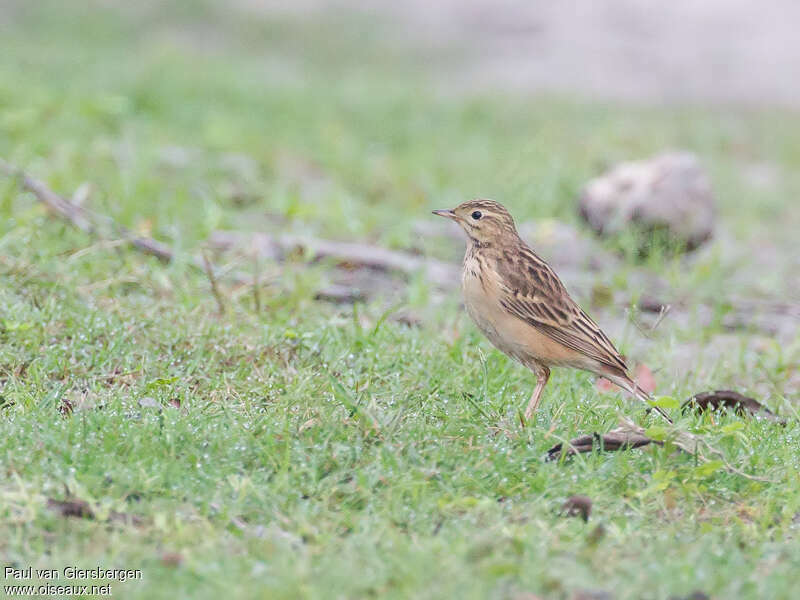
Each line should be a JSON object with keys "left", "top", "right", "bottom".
{"left": 433, "top": 199, "right": 671, "bottom": 423}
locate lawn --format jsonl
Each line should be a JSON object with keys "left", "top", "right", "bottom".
{"left": 1, "top": 2, "right": 799, "bottom": 599}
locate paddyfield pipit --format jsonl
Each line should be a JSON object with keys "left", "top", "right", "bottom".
{"left": 433, "top": 199, "right": 670, "bottom": 423}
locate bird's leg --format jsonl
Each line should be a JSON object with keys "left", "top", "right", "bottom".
{"left": 524, "top": 366, "right": 550, "bottom": 422}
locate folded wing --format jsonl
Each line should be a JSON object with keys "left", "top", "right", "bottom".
{"left": 495, "top": 246, "right": 629, "bottom": 375}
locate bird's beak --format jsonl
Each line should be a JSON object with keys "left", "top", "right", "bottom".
{"left": 432, "top": 208, "right": 457, "bottom": 220}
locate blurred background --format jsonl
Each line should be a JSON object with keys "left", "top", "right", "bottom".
{"left": 1, "top": 0, "right": 798, "bottom": 384}
{"left": 274, "top": 0, "right": 800, "bottom": 105}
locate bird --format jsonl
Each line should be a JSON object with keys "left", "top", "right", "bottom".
{"left": 433, "top": 199, "right": 671, "bottom": 424}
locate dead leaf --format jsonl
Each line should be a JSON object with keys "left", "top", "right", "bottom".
{"left": 47, "top": 497, "right": 143, "bottom": 526}
{"left": 638, "top": 294, "right": 669, "bottom": 313}
{"left": 47, "top": 498, "right": 94, "bottom": 519}
{"left": 391, "top": 311, "right": 422, "bottom": 327}
{"left": 546, "top": 428, "right": 657, "bottom": 461}
{"left": 561, "top": 495, "right": 592, "bottom": 522}
{"left": 681, "top": 390, "right": 785, "bottom": 424}
{"left": 596, "top": 363, "right": 655, "bottom": 395}
{"left": 160, "top": 552, "right": 183, "bottom": 567}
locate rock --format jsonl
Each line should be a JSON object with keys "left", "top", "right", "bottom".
{"left": 579, "top": 152, "right": 715, "bottom": 251}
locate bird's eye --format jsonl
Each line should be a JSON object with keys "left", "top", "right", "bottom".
{"left": 471, "top": 211, "right": 482, "bottom": 220}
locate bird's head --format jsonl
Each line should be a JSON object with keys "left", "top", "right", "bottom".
{"left": 432, "top": 199, "right": 518, "bottom": 246}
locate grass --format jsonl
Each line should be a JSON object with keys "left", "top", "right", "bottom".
{"left": 1, "top": 2, "right": 800, "bottom": 598}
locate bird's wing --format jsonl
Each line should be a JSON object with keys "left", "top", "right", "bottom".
{"left": 494, "top": 245, "right": 628, "bottom": 374}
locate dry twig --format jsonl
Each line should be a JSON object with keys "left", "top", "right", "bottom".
{"left": 0, "top": 157, "right": 173, "bottom": 262}
{"left": 208, "top": 230, "right": 459, "bottom": 287}
{"left": 201, "top": 249, "right": 227, "bottom": 314}
{"left": 0, "top": 159, "right": 405, "bottom": 303}
{"left": 546, "top": 428, "right": 656, "bottom": 461}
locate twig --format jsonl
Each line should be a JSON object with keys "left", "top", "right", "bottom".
{"left": 1, "top": 159, "right": 454, "bottom": 304}
{"left": 0, "top": 158, "right": 249, "bottom": 312}
{"left": 0, "top": 158, "right": 93, "bottom": 232}
{"left": 252, "top": 252, "right": 261, "bottom": 314}
{"left": 545, "top": 427, "right": 657, "bottom": 461}
{"left": 201, "top": 249, "right": 227, "bottom": 314}
{"left": 0, "top": 157, "right": 173, "bottom": 262}
{"left": 208, "top": 230, "right": 460, "bottom": 287}
{"left": 650, "top": 303, "right": 671, "bottom": 331}
{"left": 627, "top": 302, "right": 671, "bottom": 339}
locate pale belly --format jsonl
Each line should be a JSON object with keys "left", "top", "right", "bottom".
{"left": 462, "top": 268, "right": 585, "bottom": 369}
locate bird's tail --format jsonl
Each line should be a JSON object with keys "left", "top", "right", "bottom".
{"left": 603, "top": 371, "right": 673, "bottom": 424}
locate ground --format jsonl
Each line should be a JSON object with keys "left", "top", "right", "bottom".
{"left": 1, "top": 2, "right": 799, "bottom": 599}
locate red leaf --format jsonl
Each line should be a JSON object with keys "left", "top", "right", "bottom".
{"left": 595, "top": 378, "right": 615, "bottom": 393}
{"left": 596, "top": 364, "right": 656, "bottom": 395}
{"left": 634, "top": 364, "right": 657, "bottom": 394}
{"left": 160, "top": 552, "right": 183, "bottom": 567}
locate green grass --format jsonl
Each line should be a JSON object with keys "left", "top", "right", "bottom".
{"left": 1, "top": 2, "right": 800, "bottom": 599}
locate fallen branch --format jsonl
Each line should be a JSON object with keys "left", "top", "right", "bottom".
{"left": 0, "top": 158, "right": 93, "bottom": 232}
{"left": 0, "top": 159, "right": 354, "bottom": 302}
{"left": 7, "top": 158, "right": 797, "bottom": 320}
{"left": 0, "top": 157, "right": 173, "bottom": 262}
{"left": 1, "top": 159, "right": 448, "bottom": 302}
{"left": 545, "top": 417, "right": 772, "bottom": 482}
{"left": 208, "top": 230, "right": 459, "bottom": 287}
{"left": 546, "top": 428, "right": 657, "bottom": 461}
